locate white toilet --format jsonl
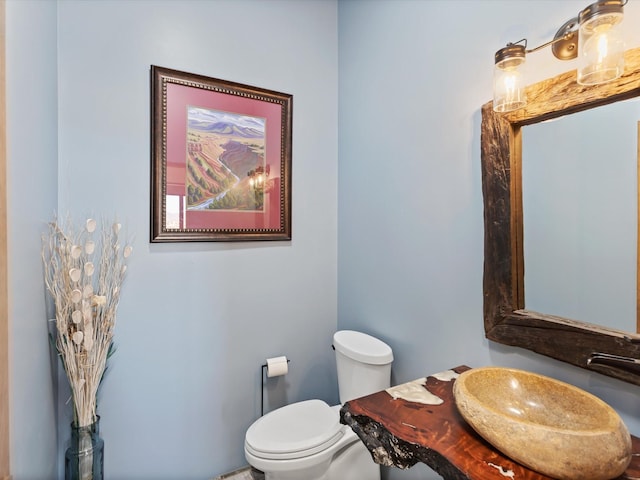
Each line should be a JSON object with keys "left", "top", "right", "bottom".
{"left": 244, "top": 330, "right": 394, "bottom": 480}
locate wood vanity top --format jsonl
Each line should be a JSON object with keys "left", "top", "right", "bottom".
{"left": 340, "top": 365, "right": 640, "bottom": 480}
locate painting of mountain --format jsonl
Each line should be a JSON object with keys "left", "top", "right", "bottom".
{"left": 185, "top": 106, "right": 266, "bottom": 211}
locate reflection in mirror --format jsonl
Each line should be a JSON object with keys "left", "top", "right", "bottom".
{"left": 522, "top": 99, "right": 640, "bottom": 332}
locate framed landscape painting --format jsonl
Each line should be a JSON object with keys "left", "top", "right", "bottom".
{"left": 150, "top": 66, "right": 292, "bottom": 242}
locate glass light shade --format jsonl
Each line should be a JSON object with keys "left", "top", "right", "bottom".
{"left": 493, "top": 45, "right": 527, "bottom": 113}
{"left": 577, "top": 1, "right": 625, "bottom": 85}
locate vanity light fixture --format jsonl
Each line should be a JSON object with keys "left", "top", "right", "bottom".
{"left": 493, "top": 0, "right": 627, "bottom": 113}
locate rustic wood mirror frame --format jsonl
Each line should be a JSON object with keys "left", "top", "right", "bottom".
{"left": 481, "top": 46, "right": 640, "bottom": 386}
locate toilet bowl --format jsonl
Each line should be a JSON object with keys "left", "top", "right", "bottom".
{"left": 244, "top": 330, "right": 393, "bottom": 480}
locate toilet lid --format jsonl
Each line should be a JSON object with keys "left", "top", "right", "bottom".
{"left": 245, "top": 399, "right": 344, "bottom": 460}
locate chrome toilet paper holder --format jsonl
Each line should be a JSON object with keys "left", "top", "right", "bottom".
{"left": 261, "top": 357, "right": 291, "bottom": 417}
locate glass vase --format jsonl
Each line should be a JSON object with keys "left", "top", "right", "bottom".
{"left": 65, "top": 417, "right": 104, "bottom": 480}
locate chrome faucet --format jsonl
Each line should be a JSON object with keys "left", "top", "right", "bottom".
{"left": 587, "top": 352, "right": 640, "bottom": 376}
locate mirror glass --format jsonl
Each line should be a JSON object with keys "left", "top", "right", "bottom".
{"left": 522, "top": 99, "right": 640, "bottom": 332}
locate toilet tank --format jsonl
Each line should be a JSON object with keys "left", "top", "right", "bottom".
{"left": 333, "top": 330, "right": 394, "bottom": 404}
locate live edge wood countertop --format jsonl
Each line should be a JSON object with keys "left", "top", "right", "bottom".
{"left": 340, "top": 365, "right": 640, "bottom": 480}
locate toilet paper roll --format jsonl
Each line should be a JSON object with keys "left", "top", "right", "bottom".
{"left": 266, "top": 356, "right": 289, "bottom": 378}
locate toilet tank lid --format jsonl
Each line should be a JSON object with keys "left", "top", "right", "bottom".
{"left": 333, "top": 330, "right": 393, "bottom": 365}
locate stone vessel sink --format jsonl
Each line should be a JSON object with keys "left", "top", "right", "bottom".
{"left": 453, "top": 367, "right": 632, "bottom": 480}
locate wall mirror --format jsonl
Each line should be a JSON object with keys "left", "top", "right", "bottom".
{"left": 481, "top": 46, "right": 640, "bottom": 385}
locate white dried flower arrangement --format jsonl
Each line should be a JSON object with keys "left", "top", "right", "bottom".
{"left": 42, "top": 217, "right": 132, "bottom": 428}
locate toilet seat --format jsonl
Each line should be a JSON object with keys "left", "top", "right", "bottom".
{"left": 245, "top": 399, "right": 345, "bottom": 460}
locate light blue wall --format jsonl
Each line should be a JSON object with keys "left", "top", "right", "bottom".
{"left": 8, "top": 0, "right": 338, "bottom": 478}
{"left": 338, "top": 1, "right": 640, "bottom": 479}
{"left": 6, "top": 1, "right": 59, "bottom": 479}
